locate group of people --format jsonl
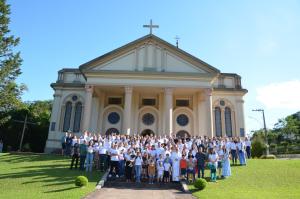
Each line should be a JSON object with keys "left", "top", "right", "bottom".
{"left": 61, "top": 131, "right": 251, "bottom": 183}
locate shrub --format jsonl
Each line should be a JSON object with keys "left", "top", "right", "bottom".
{"left": 22, "top": 143, "right": 31, "bottom": 152}
{"left": 251, "top": 137, "right": 266, "bottom": 158}
{"left": 260, "top": 154, "right": 276, "bottom": 159}
{"left": 75, "top": 176, "right": 88, "bottom": 187}
{"left": 269, "top": 143, "right": 277, "bottom": 149}
{"left": 194, "top": 178, "right": 207, "bottom": 190}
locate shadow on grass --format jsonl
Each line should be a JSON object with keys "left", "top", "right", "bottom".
{"left": 0, "top": 153, "right": 103, "bottom": 194}
{"left": 43, "top": 187, "right": 79, "bottom": 193}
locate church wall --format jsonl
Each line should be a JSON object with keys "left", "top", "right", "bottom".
{"left": 90, "top": 97, "right": 99, "bottom": 132}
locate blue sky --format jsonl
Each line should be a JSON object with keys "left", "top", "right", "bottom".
{"left": 8, "top": 0, "right": 300, "bottom": 135}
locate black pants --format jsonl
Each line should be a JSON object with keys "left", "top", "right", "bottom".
{"left": 110, "top": 160, "right": 119, "bottom": 176}
{"left": 70, "top": 154, "right": 79, "bottom": 169}
{"left": 125, "top": 161, "right": 133, "bottom": 180}
{"left": 99, "top": 154, "right": 108, "bottom": 172}
{"left": 79, "top": 155, "right": 86, "bottom": 170}
{"left": 246, "top": 146, "right": 251, "bottom": 159}
{"left": 231, "top": 150, "right": 237, "bottom": 164}
{"left": 197, "top": 164, "right": 205, "bottom": 178}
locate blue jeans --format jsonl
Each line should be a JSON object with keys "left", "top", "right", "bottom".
{"left": 119, "top": 160, "right": 125, "bottom": 176}
{"left": 135, "top": 165, "right": 142, "bottom": 182}
{"left": 86, "top": 153, "right": 94, "bottom": 172}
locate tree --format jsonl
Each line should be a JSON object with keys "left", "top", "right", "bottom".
{"left": 0, "top": 0, "right": 25, "bottom": 125}
{"left": 0, "top": 100, "right": 52, "bottom": 152}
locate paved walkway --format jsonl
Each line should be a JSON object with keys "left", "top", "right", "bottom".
{"left": 85, "top": 187, "right": 195, "bottom": 199}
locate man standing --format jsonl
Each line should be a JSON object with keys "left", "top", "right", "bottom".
{"left": 195, "top": 147, "right": 207, "bottom": 178}
{"left": 245, "top": 137, "right": 251, "bottom": 159}
{"left": 61, "top": 132, "right": 68, "bottom": 156}
{"left": 79, "top": 140, "right": 87, "bottom": 170}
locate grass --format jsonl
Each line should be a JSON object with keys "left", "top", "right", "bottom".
{"left": 0, "top": 153, "right": 103, "bottom": 199}
{"left": 189, "top": 159, "right": 300, "bottom": 199}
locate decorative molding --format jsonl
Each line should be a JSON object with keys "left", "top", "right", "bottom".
{"left": 124, "top": 86, "right": 133, "bottom": 94}
{"left": 164, "top": 87, "right": 173, "bottom": 95}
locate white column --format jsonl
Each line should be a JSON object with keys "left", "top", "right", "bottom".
{"left": 164, "top": 88, "right": 173, "bottom": 136}
{"left": 236, "top": 98, "right": 246, "bottom": 137}
{"left": 221, "top": 108, "right": 226, "bottom": 136}
{"left": 82, "top": 85, "right": 93, "bottom": 131}
{"left": 193, "top": 93, "right": 198, "bottom": 136}
{"left": 205, "top": 88, "right": 214, "bottom": 138}
{"left": 158, "top": 92, "right": 164, "bottom": 136}
{"left": 123, "top": 86, "right": 133, "bottom": 135}
{"left": 49, "top": 90, "right": 62, "bottom": 132}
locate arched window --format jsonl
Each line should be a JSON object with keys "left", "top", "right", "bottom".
{"left": 225, "top": 107, "right": 232, "bottom": 137}
{"left": 63, "top": 101, "right": 72, "bottom": 132}
{"left": 215, "top": 107, "right": 222, "bottom": 137}
{"left": 73, "top": 102, "right": 82, "bottom": 132}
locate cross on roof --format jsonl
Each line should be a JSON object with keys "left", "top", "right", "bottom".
{"left": 143, "top": 19, "right": 159, "bottom": 34}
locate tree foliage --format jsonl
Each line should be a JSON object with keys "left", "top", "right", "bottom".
{"left": 0, "top": 0, "right": 25, "bottom": 125}
{"left": 0, "top": 100, "right": 52, "bottom": 152}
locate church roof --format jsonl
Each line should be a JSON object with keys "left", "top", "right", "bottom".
{"left": 79, "top": 34, "right": 220, "bottom": 74}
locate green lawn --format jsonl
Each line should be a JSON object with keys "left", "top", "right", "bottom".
{"left": 0, "top": 153, "right": 102, "bottom": 199}
{"left": 189, "top": 159, "right": 300, "bottom": 199}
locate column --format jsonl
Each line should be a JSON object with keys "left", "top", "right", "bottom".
{"left": 164, "top": 88, "right": 173, "bottom": 136}
{"left": 236, "top": 99, "right": 246, "bottom": 137}
{"left": 123, "top": 86, "right": 133, "bottom": 135}
{"left": 205, "top": 88, "right": 214, "bottom": 138}
{"left": 82, "top": 85, "right": 93, "bottom": 131}
{"left": 49, "top": 90, "right": 62, "bottom": 132}
{"left": 221, "top": 108, "right": 226, "bottom": 136}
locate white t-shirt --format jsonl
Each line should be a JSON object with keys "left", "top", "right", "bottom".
{"left": 245, "top": 140, "right": 251, "bottom": 147}
{"left": 135, "top": 156, "right": 143, "bottom": 165}
{"left": 230, "top": 142, "right": 237, "bottom": 150}
{"left": 209, "top": 153, "right": 219, "bottom": 167}
{"left": 157, "top": 165, "right": 164, "bottom": 175}
{"left": 99, "top": 147, "right": 107, "bottom": 155}
{"left": 110, "top": 149, "right": 119, "bottom": 161}
{"left": 87, "top": 146, "right": 93, "bottom": 154}
{"left": 164, "top": 162, "right": 171, "bottom": 171}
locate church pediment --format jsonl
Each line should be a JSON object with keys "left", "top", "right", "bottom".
{"left": 79, "top": 34, "right": 220, "bottom": 75}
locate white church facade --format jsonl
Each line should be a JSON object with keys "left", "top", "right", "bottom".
{"left": 45, "top": 34, "right": 247, "bottom": 152}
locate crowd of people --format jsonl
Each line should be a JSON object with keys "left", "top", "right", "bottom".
{"left": 61, "top": 131, "right": 251, "bottom": 183}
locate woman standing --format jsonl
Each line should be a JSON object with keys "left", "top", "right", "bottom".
{"left": 134, "top": 152, "right": 143, "bottom": 183}
{"left": 86, "top": 141, "right": 94, "bottom": 172}
{"left": 222, "top": 145, "right": 231, "bottom": 178}
{"left": 237, "top": 139, "right": 247, "bottom": 166}
{"left": 125, "top": 150, "right": 134, "bottom": 182}
{"left": 208, "top": 148, "right": 218, "bottom": 182}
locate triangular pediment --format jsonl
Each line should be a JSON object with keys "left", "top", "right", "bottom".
{"left": 79, "top": 34, "right": 220, "bottom": 75}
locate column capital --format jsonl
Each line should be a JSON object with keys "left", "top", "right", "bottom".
{"left": 164, "top": 87, "right": 173, "bottom": 95}
{"left": 204, "top": 88, "right": 212, "bottom": 97}
{"left": 124, "top": 86, "right": 133, "bottom": 94}
{"left": 85, "top": 85, "right": 94, "bottom": 93}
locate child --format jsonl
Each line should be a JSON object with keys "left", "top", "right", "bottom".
{"left": 148, "top": 159, "right": 156, "bottom": 184}
{"left": 163, "top": 158, "right": 172, "bottom": 183}
{"left": 186, "top": 156, "right": 195, "bottom": 183}
{"left": 142, "top": 152, "right": 149, "bottom": 180}
{"left": 180, "top": 154, "right": 187, "bottom": 180}
{"left": 157, "top": 161, "right": 164, "bottom": 183}
{"left": 208, "top": 148, "right": 218, "bottom": 182}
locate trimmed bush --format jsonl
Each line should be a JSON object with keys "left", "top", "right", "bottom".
{"left": 260, "top": 154, "right": 276, "bottom": 159}
{"left": 251, "top": 137, "right": 266, "bottom": 158}
{"left": 75, "top": 176, "right": 88, "bottom": 187}
{"left": 194, "top": 178, "right": 207, "bottom": 190}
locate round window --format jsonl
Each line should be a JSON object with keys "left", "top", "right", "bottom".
{"left": 72, "top": 95, "right": 78, "bottom": 101}
{"left": 108, "top": 112, "right": 120, "bottom": 124}
{"left": 176, "top": 114, "right": 189, "bottom": 126}
{"left": 142, "top": 113, "right": 155, "bottom": 126}
{"left": 220, "top": 100, "right": 225, "bottom": 106}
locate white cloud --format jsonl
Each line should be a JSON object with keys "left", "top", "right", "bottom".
{"left": 256, "top": 80, "right": 300, "bottom": 109}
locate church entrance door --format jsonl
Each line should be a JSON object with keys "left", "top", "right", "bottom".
{"left": 141, "top": 129, "right": 155, "bottom": 137}
{"left": 105, "top": 128, "right": 120, "bottom": 136}
{"left": 176, "top": 130, "right": 190, "bottom": 138}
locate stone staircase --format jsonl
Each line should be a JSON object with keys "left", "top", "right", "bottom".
{"left": 105, "top": 176, "right": 183, "bottom": 190}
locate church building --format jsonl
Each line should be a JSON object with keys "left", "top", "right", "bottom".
{"left": 45, "top": 33, "right": 247, "bottom": 152}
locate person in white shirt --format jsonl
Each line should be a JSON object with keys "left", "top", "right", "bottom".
{"left": 134, "top": 152, "right": 143, "bottom": 183}
{"left": 217, "top": 147, "right": 224, "bottom": 178}
{"left": 86, "top": 141, "right": 94, "bottom": 172}
{"left": 230, "top": 139, "right": 238, "bottom": 165}
{"left": 208, "top": 148, "right": 219, "bottom": 182}
{"left": 245, "top": 137, "right": 251, "bottom": 159}
{"left": 163, "top": 159, "right": 172, "bottom": 183}
{"left": 109, "top": 144, "right": 120, "bottom": 178}
{"left": 157, "top": 161, "right": 164, "bottom": 183}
